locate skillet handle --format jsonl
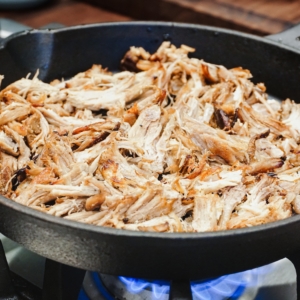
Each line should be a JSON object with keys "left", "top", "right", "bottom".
{"left": 266, "top": 23, "right": 300, "bottom": 50}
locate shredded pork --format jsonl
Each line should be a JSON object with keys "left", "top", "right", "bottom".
{"left": 0, "top": 42, "right": 299, "bottom": 232}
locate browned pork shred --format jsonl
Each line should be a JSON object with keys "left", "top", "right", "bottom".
{"left": 0, "top": 42, "right": 299, "bottom": 232}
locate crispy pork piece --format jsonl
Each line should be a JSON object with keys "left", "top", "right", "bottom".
{"left": 227, "top": 174, "right": 291, "bottom": 229}
{"left": 0, "top": 131, "right": 19, "bottom": 156}
{"left": 123, "top": 215, "right": 182, "bottom": 232}
{"left": 34, "top": 183, "right": 99, "bottom": 198}
{"left": 282, "top": 99, "right": 300, "bottom": 141}
{"left": 192, "top": 193, "right": 220, "bottom": 232}
{"left": 1, "top": 41, "right": 300, "bottom": 233}
{"left": 47, "top": 199, "right": 85, "bottom": 217}
{"left": 238, "top": 102, "right": 291, "bottom": 137}
{"left": 121, "top": 46, "right": 151, "bottom": 72}
{"left": 292, "top": 195, "right": 300, "bottom": 214}
{"left": 3, "top": 126, "right": 31, "bottom": 169}
{"left": 182, "top": 119, "right": 248, "bottom": 165}
{"left": 65, "top": 73, "right": 138, "bottom": 112}
{"left": 0, "top": 152, "right": 17, "bottom": 195}
{"left": 218, "top": 185, "right": 246, "bottom": 230}
{"left": 128, "top": 105, "right": 163, "bottom": 173}
{"left": 34, "top": 132, "right": 75, "bottom": 176}
{"left": 0, "top": 102, "right": 31, "bottom": 126}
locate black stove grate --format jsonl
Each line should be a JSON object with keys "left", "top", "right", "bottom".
{"left": 0, "top": 235, "right": 299, "bottom": 300}
{"left": 0, "top": 239, "right": 85, "bottom": 300}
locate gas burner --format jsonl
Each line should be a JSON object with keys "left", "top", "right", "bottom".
{"left": 83, "top": 272, "right": 251, "bottom": 300}
{"left": 98, "top": 274, "right": 170, "bottom": 300}
{"left": 190, "top": 265, "right": 270, "bottom": 300}
{"left": 80, "top": 261, "right": 293, "bottom": 300}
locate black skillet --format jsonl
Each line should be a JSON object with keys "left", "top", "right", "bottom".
{"left": 0, "top": 21, "right": 300, "bottom": 283}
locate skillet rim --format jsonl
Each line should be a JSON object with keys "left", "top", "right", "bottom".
{"left": 1, "top": 20, "right": 299, "bottom": 240}
{"left": 2, "top": 20, "right": 300, "bottom": 54}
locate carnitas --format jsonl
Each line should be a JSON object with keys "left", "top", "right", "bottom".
{"left": 0, "top": 42, "right": 299, "bottom": 233}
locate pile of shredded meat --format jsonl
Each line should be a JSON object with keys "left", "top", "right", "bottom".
{"left": 0, "top": 42, "right": 300, "bottom": 232}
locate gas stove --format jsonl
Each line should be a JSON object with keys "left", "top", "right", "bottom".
{"left": 0, "top": 18, "right": 298, "bottom": 300}
{"left": 0, "top": 234, "right": 297, "bottom": 300}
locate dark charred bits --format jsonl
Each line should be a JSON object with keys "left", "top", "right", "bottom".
{"left": 276, "top": 135, "right": 284, "bottom": 140}
{"left": 46, "top": 199, "right": 56, "bottom": 207}
{"left": 90, "top": 132, "right": 110, "bottom": 147}
{"left": 232, "top": 109, "right": 239, "bottom": 127}
{"left": 214, "top": 108, "right": 231, "bottom": 130}
{"left": 258, "top": 129, "right": 270, "bottom": 139}
{"left": 72, "top": 145, "right": 79, "bottom": 151}
{"left": 90, "top": 122, "right": 120, "bottom": 147}
{"left": 267, "top": 172, "right": 278, "bottom": 178}
{"left": 23, "top": 136, "right": 31, "bottom": 149}
{"left": 113, "top": 122, "right": 121, "bottom": 131}
{"left": 180, "top": 155, "right": 192, "bottom": 175}
{"left": 120, "top": 149, "right": 138, "bottom": 158}
{"left": 92, "top": 109, "right": 108, "bottom": 116}
{"left": 123, "top": 217, "right": 129, "bottom": 224}
{"left": 120, "top": 51, "right": 142, "bottom": 73}
{"left": 158, "top": 172, "right": 170, "bottom": 181}
{"left": 182, "top": 210, "right": 193, "bottom": 220}
{"left": 163, "top": 96, "right": 172, "bottom": 108}
{"left": 12, "top": 167, "right": 28, "bottom": 191}
{"left": 30, "top": 153, "right": 39, "bottom": 162}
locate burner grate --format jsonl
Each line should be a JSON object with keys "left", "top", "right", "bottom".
{"left": 0, "top": 236, "right": 298, "bottom": 300}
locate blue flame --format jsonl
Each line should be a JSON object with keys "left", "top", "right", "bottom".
{"left": 119, "top": 276, "right": 170, "bottom": 299}
{"left": 118, "top": 263, "right": 276, "bottom": 300}
{"left": 78, "top": 262, "right": 276, "bottom": 299}
{"left": 153, "top": 282, "right": 170, "bottom": 299}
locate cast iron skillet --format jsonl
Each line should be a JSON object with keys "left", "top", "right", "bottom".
{"left": 0, "top": 21, "right": 300, "bottom": 281}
